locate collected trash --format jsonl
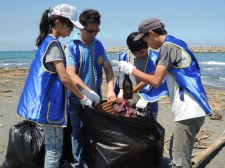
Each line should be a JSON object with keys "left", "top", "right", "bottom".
{"left": 97, "top": 98, "right": 134, "bottom": 117}
{"left": 3, "top": 120, "right": 45, "bottom": 168}
{"left": 84, "top": 101, "right": 165, "bottom": 168}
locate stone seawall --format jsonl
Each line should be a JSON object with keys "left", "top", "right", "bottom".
{"left": 106, "top": 46, "right": 225, "bottom": 53}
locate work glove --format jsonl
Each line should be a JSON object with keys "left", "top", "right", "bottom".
{"left": 81, "top": 89, "right": 100, "bottom": 106}
{"left": 80, "top": 96, "right": 92, "bottom": 108}
{"left": 136, "top": 99, "right": 148, "bottom": 109}
{"left": 117, "top": 89, "right": 123, "bottom": 99}
{"left": 118, "top": 61, "right": 135, "bottom": 75}
{"left": 89, "top": 90, "right": 100, "bottom": 106}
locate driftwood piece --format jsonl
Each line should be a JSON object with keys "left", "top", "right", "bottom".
{"left": 195, "top": 130, "right": 212, "bottom": 142}
{"left": 0, "top": 90, "right": 12, "bottom": 93}
{"left": 194, "top": 130, "right": 213, "bottom": 149}
{"left": 209, "top": 113, "right": 223, "bottom": 120}
{"left": 0, "top": 90, "right": 12, "bottom": 97}
{"left": 192, "top": 131, "right": 225, "bottom": 168}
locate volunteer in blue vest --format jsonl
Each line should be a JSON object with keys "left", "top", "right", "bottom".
{"left": 17, "top": 4, "right": 92, "bottom": 168}
{"left": 118, "top": 18, "right": 213, "bottom": 168}
{"left": 64, "top": 9, "right": 116, "bottom": 168}
{"left": 114, "top": 32, "right": 168, "bottom": 120}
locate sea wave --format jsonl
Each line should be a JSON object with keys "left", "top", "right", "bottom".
{"left": 200, "top": 61, "right": 225, "bottom": 65}
{"left": 110, "top": 60, "right": 118, "bottom": 64}
{"left": 202, "top": 67, "right": 215, "bottom": 71}
{"left": 201, "top": 76, "right": 209, "bottom": 79}
{"left": 0, "top": 63, "right": 31, "bottom": 68}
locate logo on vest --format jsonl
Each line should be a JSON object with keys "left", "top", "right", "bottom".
{"left": 98, "top": 55, "right": 103, "bottom": 65}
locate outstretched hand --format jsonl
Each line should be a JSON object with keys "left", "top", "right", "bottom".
{"left": 118, "top": 61, "right": 135, "bottom": 75}
{"left": 107, "top": 90, "right": 116, "bottom": 102}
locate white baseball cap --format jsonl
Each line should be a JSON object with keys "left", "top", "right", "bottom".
{"left": 51, "top": 4, "right": 84, "bottom": 29}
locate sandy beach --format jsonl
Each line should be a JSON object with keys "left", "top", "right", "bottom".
{"left": 0, "top": 68, "right": 224, "bottom": 168}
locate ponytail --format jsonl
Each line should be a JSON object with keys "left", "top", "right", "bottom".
{"left": 36, "top": 9, "right": 51, "bottom": 46}
{"left": 36, "top": 8, "right": 72, "bottom": 46}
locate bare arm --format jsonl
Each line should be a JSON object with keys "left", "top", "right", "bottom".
{"left": 66, "top": 65, "right": 100, "bottom": 106}
{"left": 133, "top": 81, "right": 147, "bottom": 93}
{"left": 103, "top": 61, "right": 116, "bottom": 101}
{"left": 53, "top": 61, "right": 85, "bottom": 100}
{"left": 132, "top": 65, "right": 167, "bottom": 88}
{"left": 133, "top": 72, "right": 154, "bottom": 93}
{"left": 66, "top": 65, "right": 92, "bottom": 91}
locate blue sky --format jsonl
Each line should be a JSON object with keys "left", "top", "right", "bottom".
{"left": 0, "top": 0, "right": 225, "bottom": 51}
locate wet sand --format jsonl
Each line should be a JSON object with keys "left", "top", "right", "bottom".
{"left": 0, "top": 68, "right": 224, "bottom": 168}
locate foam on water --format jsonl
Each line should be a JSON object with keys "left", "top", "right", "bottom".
{"left": 0, "top": 51, "right": 225, "bottom": 88}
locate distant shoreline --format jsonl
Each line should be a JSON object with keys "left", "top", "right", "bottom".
{"left": 106, "top": 46, "right": 225, "bottom": 53}
{"left": 1, "top": 46, "right": 225, "bottom": 53}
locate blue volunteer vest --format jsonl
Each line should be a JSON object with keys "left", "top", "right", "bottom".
{"left": 163, "top": 35, "right": 212, "bottom": 115}
{"left": 65, "top": 39, "right": 104, "bottom": 99}
{"left": 114, "top": 50, "right": 168, "bottom": 102}
{"left": 114, "top": 50, "right": 169, "bottom": 113}
{"left": 17, "top": 35, "right": 67, "bottom": 127}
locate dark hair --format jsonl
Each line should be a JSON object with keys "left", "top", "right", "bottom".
{"left": 127, "top": 32, "right": 148, "bottom": 53}
{"left": 79, "top": 9, "right": 101, "bottom": 27}
{"left": 36, "top": 9, "right": 73, "bottom": 46}
{"left": 152, "top": 23, "right": 167, "bottom": 35}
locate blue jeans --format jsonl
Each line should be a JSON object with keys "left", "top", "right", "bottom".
{"left": 69, "top": 103, "right": 88, "bottom": 168}
{"left": 42, "top": 126, "right": 64, "bottom": 168}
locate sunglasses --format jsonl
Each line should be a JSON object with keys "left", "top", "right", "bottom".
{"left": 84, "top": 28, "right": 100, "bottom": 33}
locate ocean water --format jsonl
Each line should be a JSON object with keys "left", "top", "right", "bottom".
{"left": 0, "top": 51, "right": 225, "bottom": 88}
{"left": 0, "top": 50, "right": 35, "bottom": 68}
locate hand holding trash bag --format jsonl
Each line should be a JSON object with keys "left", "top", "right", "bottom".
{"left": 90, "top": 90, "right": 100, "bottom": 105}
{"left": 80, "top": 95, "right": 92, "bottom": 107}
{"left": 81, "top": 89, "right": 100, "bottom": 106}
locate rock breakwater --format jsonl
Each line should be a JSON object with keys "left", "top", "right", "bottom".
{"left": 106, "top": 46, "right": 225, "bottom": 53}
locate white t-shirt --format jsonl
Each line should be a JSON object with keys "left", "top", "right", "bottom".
{"left": 158, "top": 43, "right": 207, "bottom": 121}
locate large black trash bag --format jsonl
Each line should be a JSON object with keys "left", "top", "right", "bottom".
{"left": 83, "top": 105, "right": 165, "bottom": 168}
{"left": 3, "top": 120, "right": 45, "bottom": 168}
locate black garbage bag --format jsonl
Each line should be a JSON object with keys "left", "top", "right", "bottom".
{"left": 83, "top": 105, "right": 165, "bottom": 168}
{"left": 3, "top": 120, "right": 45, "bottom": 168}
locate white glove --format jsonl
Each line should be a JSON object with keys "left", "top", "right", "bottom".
{"left": 89, "top": 90, "right": 100, "bottom": 106}
{"left": 81, "top": 89, "right": 100, "bottom": 106}
{"left": 80, "top": 96, "right": 92, "bottom": 107}
{"left": 118, "top": 61, "right": 135, "bottom": 75}
{"left": 117, "top": 89, "right": 123, "bottom": 99}
{"left": 136, "top": 99, "right": 148, "bottom": 109}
